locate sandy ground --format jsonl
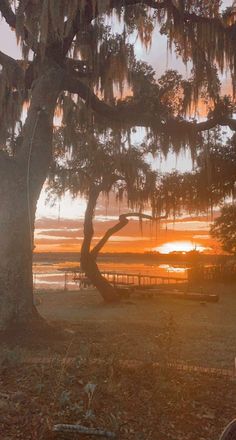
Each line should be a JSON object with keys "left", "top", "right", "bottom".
{"left": 37, "top": 283, "right": 236, "bottom": 369}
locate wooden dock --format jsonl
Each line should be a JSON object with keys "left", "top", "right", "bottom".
{"left": 33, "top": 268, "right": 219, "bottom": 302}
{"left": 72, "top": 270, "right": 188, "bottom": 288}
{"left": 71, "top": 270, "right": 219, "bottom": 302}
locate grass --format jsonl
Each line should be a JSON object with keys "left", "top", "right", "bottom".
{"left": 1, "top": 282, "right": 236, "bottom": 439}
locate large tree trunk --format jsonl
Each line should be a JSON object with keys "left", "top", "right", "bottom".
{"left": 81, "top": 252, "right": 120, "bottom": 303}
{"left": 80, "top": 186, "right": 120, "bottom": 303}
{"left": 81, "top": 198, "right": 164, "bottom": 303}
{"left": 0, "top": 162, "right": 36, "bottom": 330}
{"left": 0, "top": 66, "right": 64, "bottom": 331}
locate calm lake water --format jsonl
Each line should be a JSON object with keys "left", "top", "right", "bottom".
{"left": 33, "top": 260, "right": 189, "bottom": 290}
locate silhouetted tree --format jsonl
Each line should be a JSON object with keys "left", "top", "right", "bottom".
{"left": 155, "top": 131, "right": 236, "bottom": 217}
{"left": 49, "top": 129, "right": 159, "bottom": 301}
{"left": 211, "top": 205, "right": 236, "bottom": 254}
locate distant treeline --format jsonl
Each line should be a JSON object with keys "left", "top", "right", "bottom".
{"left": 33, "top": 251, "right": 232, "bottom": 265}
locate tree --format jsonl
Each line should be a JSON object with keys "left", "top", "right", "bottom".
{"left": 211, "top": 205, "right": 236, "bottom": 254}
{"left": 1, "top": 0, "right": 236, "bottom": 330}
{"left": 48, "top": 128, "right": 159, "bottom": 302}
{"left": 154, "top": 130, "right": 236, "bottom": 218}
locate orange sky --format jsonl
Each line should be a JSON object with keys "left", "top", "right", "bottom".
{"left": 34, "top": 202, "right": 221, "bottom": 254}
{"left": 34, "top": 218, "right": 221, "bottom": 254}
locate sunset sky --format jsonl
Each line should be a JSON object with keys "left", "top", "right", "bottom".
{"left": 34, "top": 191, "right": 220, "bottom": 254}
{"left": 1, "top": 2, "right": 233, "bottom": 255}
{"left": 34, "top": 216, "right": 218, "bottom": 254}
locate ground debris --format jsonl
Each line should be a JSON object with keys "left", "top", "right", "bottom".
{"left": 1, "top": 288, "right": 236, "bottom": 440}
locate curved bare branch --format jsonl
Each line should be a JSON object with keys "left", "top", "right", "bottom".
{"left": 91, "top": 212, "right": 166, "bottom": 258}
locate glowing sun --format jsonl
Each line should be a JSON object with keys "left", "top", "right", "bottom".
{"left": 153, "top": 240, "right": 207, "bottom": 254}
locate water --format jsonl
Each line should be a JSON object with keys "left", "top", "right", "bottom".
{"left": 33, "top": 260, "right": 189, "bottom": 290}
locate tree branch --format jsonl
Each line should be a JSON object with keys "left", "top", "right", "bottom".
{"left": 62, "top": 74, "right": 236, "bottom": 133}
{"left": 0, "top": 0, "right": 16, "bottom": 28}
{"left": 0, "top": 0, "right": 37, "bottom": 51}
{"left": 53, "top": 424, "right": 116, "bottom": 438}
{"left": 61, "top": 0, "right": 168, "bottom": 57}
{"left": 114, "top": 0, "right": 234, "bottom": 31}
{"left": 62, "top": 8, "right": 81, "bottom": 56}
{"left": 0, "top": 50, "right": 24, "bottom": 85}
{"left": 109, "top": 0, "right": 168, "bottom": 12}
{"left": 0, "top": 50, "right": 21, "bottom": 70}
{"left": 91, "top": 213, "right": 166, "bottom": 258}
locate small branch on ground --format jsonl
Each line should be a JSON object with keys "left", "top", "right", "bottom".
{"left": 52, "top": 424, "right": 116, "bottom": 438}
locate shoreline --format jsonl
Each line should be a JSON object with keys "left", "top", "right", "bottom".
{"left": 33, "top": 251, "right": 229, "bottom": 265}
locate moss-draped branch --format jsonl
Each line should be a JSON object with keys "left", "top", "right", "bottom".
{"left": 62, "top": 73, "right": 236, "bottom": 133}
{"left": 1, "top": 0, "right": 236, "bottom": 153}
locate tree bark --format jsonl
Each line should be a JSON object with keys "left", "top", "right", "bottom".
{"left": 80, "top": 187, "right": 120, "bottom": 303}
{"left": 0, "top": 66, "right": 64, "bottom": 331}
{"left": 0, "top": 160, "right": 36, "bottom": 330}
{"left": 81, "top": 252, "right": 120, "bottom": 303}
